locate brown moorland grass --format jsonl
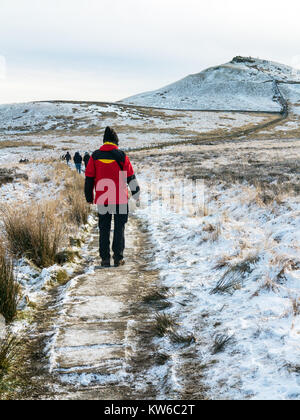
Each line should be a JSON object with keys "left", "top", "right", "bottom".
{"left": 0, "top": 333, "right": 18, "bottom": 381}
{"left": 54, "top": 162, "right": 91, "bottom": 226}
{"left": 2, "top": 203, "right": 63, "bottom": 268}
{"left": 0, "top": 140, "right": 41, "bottom": 149}
{"left": 0, "top": 245, "right": 19, "bottom": 322}
{"left": 211, "top": 254, "right": 260, "bottom": 294}
{"left": 63, "top": 169, "right": 90, "bottom": 226}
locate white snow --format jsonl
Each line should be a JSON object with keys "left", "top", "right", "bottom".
{"left": 0, "top": 102, "right": 270, "bottom": 158}
{"left": 135, "top": 167, "right": 300, "bottom": 400}
{"left": 280, "top": 84, "right": 300, "bottom": 115}
{"left": 275, "top": 120, "right": 300, "bottom": 131}
{"left": 0, "top": 101, "right": 134, "bottom": 134}
{"left": 0, "top": 163, "right": 60, "bottom": 205}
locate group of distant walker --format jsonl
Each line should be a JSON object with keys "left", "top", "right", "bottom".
{"left": 63, "top": 151, "right": 90, "bottom": 174}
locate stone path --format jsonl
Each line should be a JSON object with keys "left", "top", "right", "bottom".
{"left": 47, "top": 217, "right": 165, "bottom": 400}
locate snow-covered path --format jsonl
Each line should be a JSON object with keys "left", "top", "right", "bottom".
{"left": 42, "top": 216, "right": 204, "bottom": 400}
{"left": 46, "top": 217, "right": 156, "bottom": 399}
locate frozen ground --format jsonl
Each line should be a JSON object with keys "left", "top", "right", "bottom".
{"left": 1, "top": 133, "right": 299, "bottom": 400}
{"left": 0, "top": 101, "right": 279, "bottom": 167}
{"left": 32, "top": 135, "right": 300, "bottom": 400}
{"left": 0, "top": 162, "right": 60, "bottom": 206}
{"left": 131, "top": 138, "right": 300, "bottom": 400}
{"left": 0, "top": 101, "right": 271, "bottom": 135}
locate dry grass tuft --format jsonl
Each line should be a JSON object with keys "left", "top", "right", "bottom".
{"left": 143, "top": 290, "right": 169, "bottom": 303}
{"left": 152, "top": 313, "right": 195, "bottom": 346}
{"left": 55, "top": 249, "right": 80, "bottom": 265}
{"left": 63, "top": 170, "right": 90, "bottom": 226}
{"left": 154, "top": 313, "right": 176, "bottom": 337}
{"left": 41, "top": 144, "right": 56, "bottom": 150}
{"left": 155, "top": 352, "right": 171, "bottom": 365}
{"left": 55, "top": 270, "right": 69, "bottom": 286}
{"left": 260, "top": 276, "right": 279, "bottom": 293}
{"left": 202, "top": 223, "right": 216, "bottom": 233}
{"left": 286, "top": 363, "right": 300, "bottom": 374}
{"left": 0, "top": 140, "right": 39, "bottom": 149}
{"left": 291, "top": 298, "right": 300, "bottom": 317}
{"left": 212, "top": 334, "right": 233, "bottom": 354}
{"left": 271, "top": 256, "right": 300, "bottom": 283}
{"left": 203, "top": 223, "right": 221, "bottom": 242}
{"left": 213, "top": 255, "right": 233, "bottom": 270}
{"left": 63, "top": 167, "right": 84, "bottom": 191}
{"left": 0, "top": 333, "right": 18, "bottom": 381}
{"left": 3, "top": 203, "right": 63, "bottom": 268}
{"left": 252, "top": 256, "right": 300, "bottom": 299}
{"left": 169, "top": 331, "right": 196, "bottom": 346}
{"left": 211, "top": 254, "right": 260, "bottom": 294}
{"left": 0, "top": 245, "right": 19, "bottom": 322}
{"left": 142, "top": 289, "right": 172, "bottom": 310}
{"left": 66, "top": 190, "right": 90, "bottom": 226}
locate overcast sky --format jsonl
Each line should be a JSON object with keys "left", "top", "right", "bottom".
{"left": 1, "top": 0, "right": 300, "bottom": 104}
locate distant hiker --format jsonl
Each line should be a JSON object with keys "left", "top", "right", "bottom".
{"left": 83, "top": 152, "right": 90, "bottom": 169}
{"left": 65, "top": 152, "right": 71, "bottom": 166}
{"left": 85, "top": 126, "right": 140, "bottom": 268}
{"left": 74, "top": 152, "right": 83, "bottom": 174}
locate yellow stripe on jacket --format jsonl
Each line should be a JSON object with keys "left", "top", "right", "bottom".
{"left": 98, "top": 159, "right": 116, "bottom": 164}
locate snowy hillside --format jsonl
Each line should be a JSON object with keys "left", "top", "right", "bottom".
{"left": 132, "top": 138, "right": 300, "bottom": 400}
{"left": 0, "top": 101, "right": 269, "bottom": 136}
{"left": 0, "top": 100, "right": 276, "bottom": 164}
{"left": 121, "top": 57, "right": 300, "bottom": 112}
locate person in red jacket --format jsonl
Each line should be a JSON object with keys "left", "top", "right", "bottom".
{"left": 85, "top": 127, "right": 140, "bottom": 268}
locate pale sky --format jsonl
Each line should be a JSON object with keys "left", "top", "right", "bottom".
{"left": 1, "top": 0, "right": 300, "bottom": 104}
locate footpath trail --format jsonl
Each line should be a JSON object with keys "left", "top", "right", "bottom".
{"left": 44, "top": 216, "right": 175, "bottom": 400}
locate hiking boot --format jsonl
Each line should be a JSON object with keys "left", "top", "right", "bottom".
{"left": 101, "top": 260, "right": 111, "bottom": 268}
{"left": 114, "top": 259, "right": 125, "bottom": 267}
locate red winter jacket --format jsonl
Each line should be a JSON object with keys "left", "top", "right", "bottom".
{"left": 84, "top": 143, "right": 140, "bottom": 205}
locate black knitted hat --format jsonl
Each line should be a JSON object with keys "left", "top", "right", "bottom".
{"left": 103, "top": 126, "right": 119, "bottom": 145}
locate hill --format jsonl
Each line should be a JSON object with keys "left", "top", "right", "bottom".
{"left": 120, "top": 56, "right": 300, "bottom": 112}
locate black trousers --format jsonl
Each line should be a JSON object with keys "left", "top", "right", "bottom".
{"left": 98, "top": 208, "right": 128, "bottom": 262}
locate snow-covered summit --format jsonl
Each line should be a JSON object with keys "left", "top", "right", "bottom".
{"left": 120, "top": 57, "right": 300, "bottom": 112}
